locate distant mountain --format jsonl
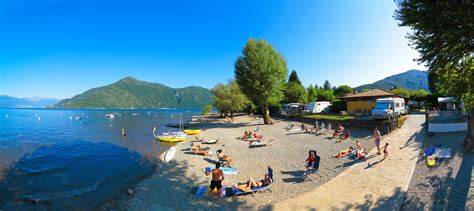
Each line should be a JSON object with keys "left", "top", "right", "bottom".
{"left": 355, "top": 69, "right": 429, "bottom": 92}
{"left": 55, "top": 77, "right": 214, "bottom": 108}
{"left": 0, "top": 95, "right": 60, "bottom": 108}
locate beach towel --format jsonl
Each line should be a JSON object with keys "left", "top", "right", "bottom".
{"left": 194, "top": 186, "right": 233, "bottom": 197}
{"left": 433, "top": 148, "right": 451, "bottom": 158}
{"left": 202, "top": 139, "right": 219, "bottom": 144}
{"left": 249, "top": 140, "right": 273, "bottom": 148}
{"left": 205, "top": 167, "right": 238, "bottom": 175}
{"left": 424, "top": 148, "right": 435, "bottom": 156}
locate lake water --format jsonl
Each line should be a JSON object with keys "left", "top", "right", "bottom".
{"left": 0, "top": 108, "right": 201, "bottom": 209}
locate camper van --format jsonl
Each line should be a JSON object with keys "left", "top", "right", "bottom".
{"left": 306, "top": 101, "right": 331, "bottom": 114}
{"left": 372, "top": 97, "right": 405, "bottom": 119}
{"left": 281, "top": 103, "right": 305, "bottom": 116}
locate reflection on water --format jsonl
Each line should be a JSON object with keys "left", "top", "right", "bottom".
{"left": 0, "top": 108, "right": 200, "bottom": 208}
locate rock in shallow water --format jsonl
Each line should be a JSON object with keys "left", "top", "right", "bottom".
{"left": 127, "top": 189, "right": 134, "bottom": 195}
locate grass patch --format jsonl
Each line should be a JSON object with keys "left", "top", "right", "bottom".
{"left": 302, "top": 114, "right": 355, "bottom": 121}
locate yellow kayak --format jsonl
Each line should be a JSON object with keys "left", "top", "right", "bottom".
{"left": 159, "top": 136, "right": 185, "bottom": 142}
{"left": 184, "top": 129, "right": 201, "bottom": 135}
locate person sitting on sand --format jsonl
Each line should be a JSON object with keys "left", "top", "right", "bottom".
{"left": 233, "top": 174, "right": 273, "bottom": 191}
{"left": 216, "top": 149, "right": 233, "bottom": 167}
{"left": 334, "top": 146, "right": 355, "bottom": 158}
{"left": 332, "top": 125, "right": 344, "bottom": 138}
{"left": 337, "top": 130, "right": 351, "bottom": 142}
{"left": 355, "top": 139, "right": 363, "bottom": 150}
{"left": 355, "top": 147, "right": 368, "bottom": 159}
{"left": 305, "top": 150, "right": 317, "bottom": 169}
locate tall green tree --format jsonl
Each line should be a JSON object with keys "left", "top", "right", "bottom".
{"left": 391, "top": 87, "right": 411, "bottom": 98}
{"left": 285, "top": 82, "right": 307, "bottom": 103}
{"left": 234, "top": 38, "right": 288, "bottom": 124}
{"left": 411, "top": 89, "right": 429, "bottom": 108}
{"left": 307, "top": 84, "right": 318, "bottom": 102}
{"left": 323, "top": 80, "right": 331, "bottom": 90}
{"left": 395, "top": 0, "right": 474, "bottom": 151}
{"left": 211, "top": 80, "right": 250, "bottom": 118}
{"left": 288, "top": 70, "right": 302, "bottom": 85}
{"left": 317, "top": 89, "right": 336, "bottom": 102}
{"left": 334, "top": 85, "right": 353, "bottom": 97}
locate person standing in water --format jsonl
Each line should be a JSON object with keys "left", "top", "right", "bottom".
{"left": 373, "top": 127, "right": 381, "bottom": 155}
{"left": 152, "top": 126, "right": 156, "bottom": 137}
{"left": 121, "top": 128, "right": 126, "bottom": 137}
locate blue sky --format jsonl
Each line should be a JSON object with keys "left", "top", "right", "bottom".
{"left": 0, "top": 0, "right": 423, "bottom": 99}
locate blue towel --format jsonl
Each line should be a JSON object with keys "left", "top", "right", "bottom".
{"left": 205, "top": 167, "right": 238, "bottom": 175}
{"left": 425, "top": 148, "right": 435, "bottom": 156}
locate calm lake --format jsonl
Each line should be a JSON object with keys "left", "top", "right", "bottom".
{"left": 0, "top": 108, "right": 201, "bottom": 209}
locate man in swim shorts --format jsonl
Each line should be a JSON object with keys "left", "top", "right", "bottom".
{"left": 206, "top": 162, "right": 224, "bottom": 200}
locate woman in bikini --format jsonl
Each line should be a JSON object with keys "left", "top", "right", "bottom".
{"left": 234, "top": 174, "right": 273, "bottom": 191}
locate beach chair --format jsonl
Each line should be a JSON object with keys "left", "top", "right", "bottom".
{"left": 304, "top": 153, "right": 320, "bottom": 181}
{"left": 233, "top": 167, "right": 274, "bottom": 196}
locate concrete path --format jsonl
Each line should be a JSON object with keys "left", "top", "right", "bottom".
{"left": 273, "top": 114, "right": 426, "bottom": 210}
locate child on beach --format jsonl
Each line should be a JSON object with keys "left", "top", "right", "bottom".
{"left": 382, "top": 143, "right": 389, "bottom": 159}
{"left": 305, "top": 150, "right": 317, "bottom": 169}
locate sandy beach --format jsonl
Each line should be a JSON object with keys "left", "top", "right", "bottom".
{"left": 105, "top": 115, "right": 380, "bottom": 210}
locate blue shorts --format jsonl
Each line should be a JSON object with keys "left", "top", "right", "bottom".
{"left": 305, "top": 163, "right": 313, "bottom": 168}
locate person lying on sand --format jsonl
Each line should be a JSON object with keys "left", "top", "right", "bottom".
{"left": 334, "top": 146, "right": 355, "bottom": 158}
{"left": 191, "top": 136, "right": 206, "bottom": 142}
{"left": 191, "top": 142, "right": 209, "bottom": 150}
{"left": 216, "top": 149, "right": 233, "bottom": 167}
{"left": 192, "top": 148, "right": 212, "bottom": 156}
{"left": 233, "top": 174, "right": 273, "bottom": 191}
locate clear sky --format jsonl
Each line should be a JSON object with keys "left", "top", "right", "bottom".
{"left": 0, "top": 0, "right": 423, "bottom": 99}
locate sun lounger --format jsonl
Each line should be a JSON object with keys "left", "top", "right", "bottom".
{"left": 233, "top": 167, "right": 274, "bottom": 196}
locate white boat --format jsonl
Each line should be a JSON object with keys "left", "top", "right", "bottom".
{"left": 164, "top": 147, "right": 176, "bottom": 162}
{"left": 160, "top": 131, "right": 187, "bottom": 138}
{"left": 105, "top": 113, "right": 115, "bottom": 118}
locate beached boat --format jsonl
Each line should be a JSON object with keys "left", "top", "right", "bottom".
{"left": 105, "top": 113, "right": 115, "bottom": 118}
{"left": 161, "top": 131, "right": 187, "bottom": 138}
{"left": 184, "top": 129, "right": 201, "bottom": 135}
{"left": 158, "top": 136, "right": 186, "bottom": 142}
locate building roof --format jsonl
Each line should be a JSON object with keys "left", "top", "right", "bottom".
{"left": 340, "top": 88, "right": 406, "bottom": 100}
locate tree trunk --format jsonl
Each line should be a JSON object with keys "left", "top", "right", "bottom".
{"left": 220, "top": 112, "right": 223, "bottom": 118}
{"left": 463, "top": 108, "right": 474, "bottom": 152}
{"left": 261, "top": 105, "right": 272, "bottom": 124}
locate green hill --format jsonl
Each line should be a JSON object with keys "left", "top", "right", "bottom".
{"left": 55, "top": 77, "right": 214, "bottom": 108}
{"left": 355, "top": 69, "right": 429, "bottom": 92}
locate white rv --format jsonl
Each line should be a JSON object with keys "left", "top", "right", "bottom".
{"left": 372, "top": 97, "right": 406, "bottom": 119}
{"left": 306, "top": 101, "right": 331, "bottom": 114}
